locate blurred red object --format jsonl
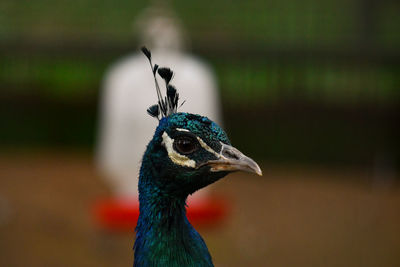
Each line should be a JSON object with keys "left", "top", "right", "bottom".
{"left": 93, "top": 196, "right": 230, "bottom": 231}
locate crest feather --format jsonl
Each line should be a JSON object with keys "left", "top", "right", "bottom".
{"left": 147, "top": 104, "right": 160, "bottom": 118}
{"left": 141, "top": 47, "right": 151, "bottom": 61}
{"left": 141, "top": 46, "right": 181, "bottom": 120}
{"left": 157, "top": 67, "right": 174, "bottom": 84}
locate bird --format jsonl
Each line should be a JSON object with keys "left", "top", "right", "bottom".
{"left": 133, "top": 47, "right": 262, "bottom": 267}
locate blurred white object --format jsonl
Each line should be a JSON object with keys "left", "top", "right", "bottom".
{"left": 97, "top": 6, "right": 222, "bottom": 198}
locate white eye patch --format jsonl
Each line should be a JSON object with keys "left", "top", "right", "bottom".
{"left": 196, "top": 137, "right": 220, "bottom": 157}
{"left": 176, "top": 128, "right": 190, "bottom": 132}
{"left": 161, "top": 130, "right": 220, "bottom": 168}
{"left": 162, "top": 132, "right": 196, "bottom": 168}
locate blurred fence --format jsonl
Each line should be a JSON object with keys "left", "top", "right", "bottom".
{"left": 0, "top": 0, "right": 399, "bottom": 168}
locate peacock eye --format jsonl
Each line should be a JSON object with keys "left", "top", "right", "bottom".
{"left": 174, "top": 136, "right": 198, "bottom": 155}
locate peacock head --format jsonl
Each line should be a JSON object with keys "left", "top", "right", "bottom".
{"left": 144, "top": 112, "right": 261, "bottom": 195}
{"left": 140, "top": 47, "right": 262, "bottom": 196}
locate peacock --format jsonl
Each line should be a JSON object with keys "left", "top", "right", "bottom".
{"left": 134, "top": 47, "right": 262, "bottom": 267}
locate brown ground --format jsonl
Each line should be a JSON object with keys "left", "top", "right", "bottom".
{"left": 0, "top": 151, "right": 399, "bottom": 267}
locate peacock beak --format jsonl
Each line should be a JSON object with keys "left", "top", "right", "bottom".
{"left": 200, "top": 143, "right": 262, "bottom": 176}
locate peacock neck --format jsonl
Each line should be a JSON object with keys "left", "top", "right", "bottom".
{"left": 134, "top": 156, "right": 213, "bottom": 267}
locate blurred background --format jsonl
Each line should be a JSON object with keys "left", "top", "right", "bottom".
{"left": 0, "top": 0, "right": 399, "bottom": 266}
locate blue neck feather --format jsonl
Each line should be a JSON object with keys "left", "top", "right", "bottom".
{"left": 133, "top": 143, "right": 214, "bottom": 267}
